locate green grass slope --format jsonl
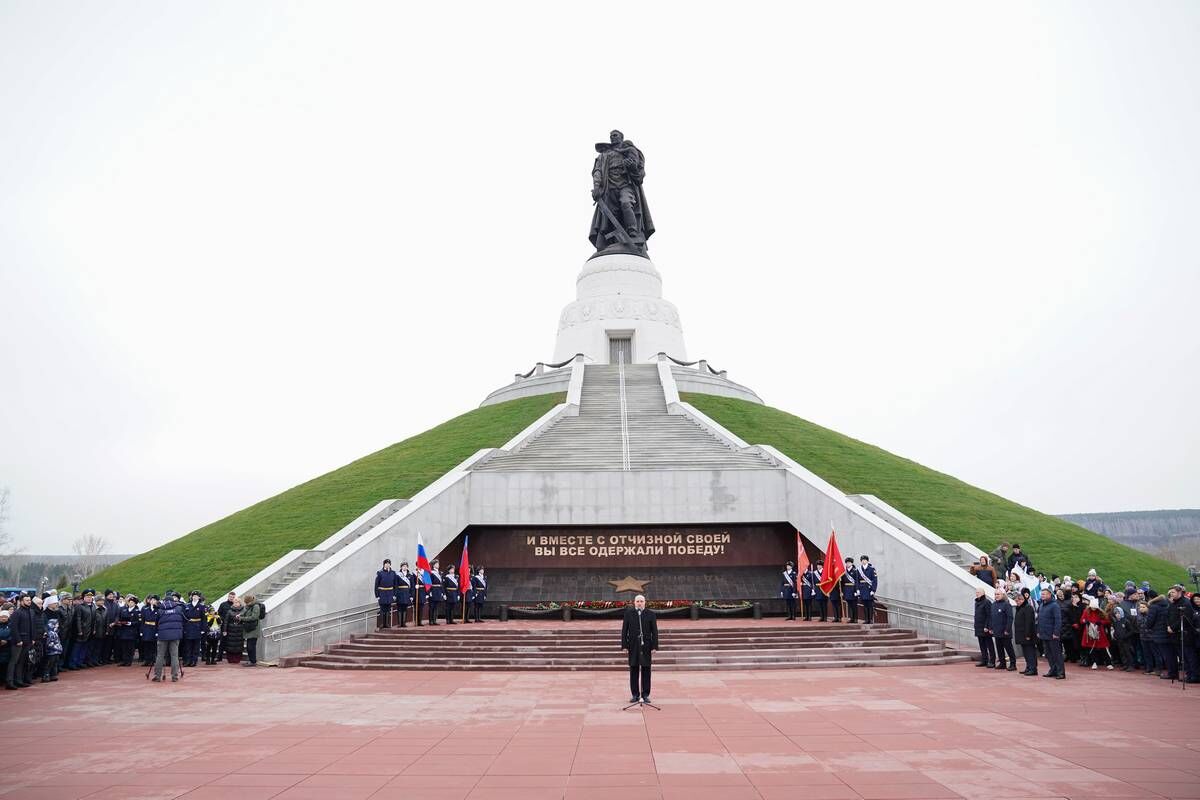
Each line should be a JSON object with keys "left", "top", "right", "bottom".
{"left": 88, "top": 394, "right": 564, "bottom": 600}
{"left": 685, "top": 393, "right": 1186, "bottom": 591}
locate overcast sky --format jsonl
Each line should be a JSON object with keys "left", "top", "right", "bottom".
{"left": 2, "top": 2, "right": 1197, "bottom": 555}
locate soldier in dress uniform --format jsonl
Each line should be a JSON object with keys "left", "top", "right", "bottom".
{"left": 374, "top": 559, "right": 399, "bottom": 629}
{"left": 182, "top": 591, "right": 207, "bottom": 667}
{"left": 469, "top": 566, "right": 488, "bottom": 623}
{"left": 115, "top": 594, "right": 140, "bottom": 667}
{"left": 811, "top": 559, "right": 829, "bottom": 621}
{"left": 443, "top": 564, "right": 460, "bottom": 624}
{"left": 840, "top": 557, "right": 860, "bottom": 622}
{"left": 427, "top": 559, "right": 444, "bottom": 625}
{"left": 780, "top": 562, "right": 799, "bottom": 621}
{"left": 858, "top": 555, "right": 879, "bottom": 623}
{"left": 801, "top": 562, "right": 819, "bottom": 621}
{"left": 395, "top": 561, "right": 413, "bottom": 628}
{"left": 139, "top": 595, "right": 159, "bottom": 666}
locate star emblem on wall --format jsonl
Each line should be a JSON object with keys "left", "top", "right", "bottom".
{"left": 609, "top": 575, "right": 651, "bottom": 593}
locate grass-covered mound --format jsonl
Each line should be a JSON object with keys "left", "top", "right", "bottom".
{"left": 89, "top": 394, "right": 564, "bottom": 600}
{"left": 685, "top": 393, "right": 1186, "bottom": 591}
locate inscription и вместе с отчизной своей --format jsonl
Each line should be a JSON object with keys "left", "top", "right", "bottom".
{"left": 450, "top": 524, "right": 797, "bottom": 569}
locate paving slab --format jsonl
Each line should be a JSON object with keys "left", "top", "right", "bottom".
{"left": 0, "top": 660, "right": 1196, "bottom": 799}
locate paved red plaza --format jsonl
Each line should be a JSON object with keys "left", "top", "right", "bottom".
{"left": 1, "top": 658, "right": 1197, "bottom": 800}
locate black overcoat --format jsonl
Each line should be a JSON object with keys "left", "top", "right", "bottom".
{"left": 620, "top": 607, "right": 659, "bottom": 668}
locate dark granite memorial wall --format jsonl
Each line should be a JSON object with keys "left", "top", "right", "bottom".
{"left": 435, "top": 522, "right": 818, "bottom": 603}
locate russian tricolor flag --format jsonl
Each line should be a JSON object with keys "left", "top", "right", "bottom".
{"left": 415, "top": 533, "right": 432, "bottom": 590}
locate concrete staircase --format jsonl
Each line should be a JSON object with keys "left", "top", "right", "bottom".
{"left": 258, "top": 556, "right": 323, "bottom": 602}
{"left": 475, "top": 365, "right": 774, "bottom": 471}
{"left": 295, "top": 623, "right": 970, "bottom": 671}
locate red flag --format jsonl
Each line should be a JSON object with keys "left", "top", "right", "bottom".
{"left": 459, "top": 535, "right": 470, "bottom": 594}
{"left": 796, "top": 531, "right": 810, "bottom": 574}
{"left": 818, "top": 529, "right": 847, "bottom": 596}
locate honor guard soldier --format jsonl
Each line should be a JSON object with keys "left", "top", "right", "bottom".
{"left": 115, "top": 595, "right": 140, "bottom": 667}
{"left": 812, "top": 559, "right": 829, "bottom": 621}
{"left": 801, "top": 562, "right": 819, "bottom": 621}
{"left": 827, "top": 565, "right": 843, "bottom": 623}
{"left": 469, "top": 566, "right": 487, "bottom": 623}
{"left": 841, "top": 557, "right": 860, "bottom": 622}
{"left": 780, "top": 562, "right": 799, "bottom": 620}
{"left": 427, "top": 559, "right": 444, "bottom": 625}
{"left": 139, "top": 595, "right": 159, "bottom": 666}
{"left": 182, "top": 591, "right": 206, "bottom": 667}
{"left": 443, "top": 564, "right": 460, "bottom": 624}
{"left": 395, "top": 561, "right": 413, "bottom": 628}
{"left": 858, "top": 555, "right": 878, "bottom": 623}
{"left": 374, "top": 559, "right": 400, "bottom": 629}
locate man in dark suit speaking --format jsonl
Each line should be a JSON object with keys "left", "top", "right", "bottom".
{"left": 620, "top": 594, "right": 659, "bottom": 703}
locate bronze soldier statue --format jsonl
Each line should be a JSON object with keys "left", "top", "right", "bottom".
{"left": 589, "top": 129, "right": 654, "bottom": 257}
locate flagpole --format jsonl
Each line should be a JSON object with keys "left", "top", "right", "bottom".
{"left": 460, "top": 536, "right": 469, "bottom": 623}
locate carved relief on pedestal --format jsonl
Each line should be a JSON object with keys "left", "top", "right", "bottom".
{"left": 558, "top": 296, "right": 683, "bottom": 332}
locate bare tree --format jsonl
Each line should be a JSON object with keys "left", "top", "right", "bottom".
{"left": 0, "top": 486, "right": 23, "bottom": 559}
{"left": 72, "top": 533, "right": 112, "bottom": 578}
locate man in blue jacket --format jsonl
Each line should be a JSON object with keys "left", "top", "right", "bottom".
{"left": 153, "top": 590, "right": 184, "bottom": 682}
{"left": 1037, "top": 587, "right": 1065, "bottom": 679}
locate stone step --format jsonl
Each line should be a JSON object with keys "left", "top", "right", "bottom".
{"left": 333, "top": 636, "right": 936, "bottom": 652}
{"left": 299, "top": 655, "right": 972, "bottom": 671}
{"left": 294, "top": 619, "right": 963, "bottom": 672}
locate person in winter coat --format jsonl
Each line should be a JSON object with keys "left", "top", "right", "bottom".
{"left": 115, "top": 595, "right": 140, "bottom": 667}
{"left": 1014, "top": 591, "right": 1038, "bottom": 675}
{"left": 181, "top": 591, "right": 207, "bottom": 667}
{"left": 240, "top": 594, "right": 262, "bottom": 666}
{"left": 1061, "top": 593, "right": 1083, "bottom": 663}
{"left": 0, "top": 608, "right": 11, "bottom": 689}
{"left": 203, "top": 606, "right": 223, "bottom": 665}
{"left": 153, "top": 591, "right": 184, "bottom": 682}
{"left": 1136, "top": 600, "right": 1157, "bottom": 674}
{"left": 972, "top": 556, "right": 997, "bottom": 589}
{"left": 101, "top": 589, "right": 120, "bottom": 665}
{"left": 57, "top": 594, "right": 75, "bottom": 670}
{"left": 1145, "top": 592, "right": 1172, "bottom": 679}
{"left": 987, "top": 588, "right": 1016, "bottom": 671}
{"left": 1163, "top": 586, "right": 1186, "bottom": 680}
{"left": 41, "top": 595, "right": 64, "bottom": 682}
{"left": 1037, "top": 587, "right": 1065, "bottom": 679}
{"left": 1083, "top": 570, "right": 1107, "bottom": 599}
{"left": 69, "top": 590, "right": 95, "bottom": 669}
{"left": 30, "top": 595, "right": 46, "bottom": 680}
{"left": 1108, "top": 604, "right": 1137, "bottom": 672}
{"left": 139, "top": 595, "right": 159, "bottom": 667}
{"left": 1079, "top": 597, "right": 1112, "bottom": 669}
{"left": 6, "top": 594, "right": 35, "bottom": 688}
{"left": 1006, "top": 543, "right": 1034, "bottom": 574}
{"left": 223, "top": 598, "right": 246, "bottom": 664}
{"left": 1182, "top": 591, "right": 1200, "bottom": 684}
{"left": 973, "top": 588, "right": 995, "bottom": 667}
{"left": 89, "top": 596, "right": 109, "bottom": 667}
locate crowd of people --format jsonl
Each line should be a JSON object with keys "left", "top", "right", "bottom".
{"left": 970, "top": 542, "right": 1200, "bottom": 683}
{"left": 0, "top": 587, "right": 267, "bottom": 690}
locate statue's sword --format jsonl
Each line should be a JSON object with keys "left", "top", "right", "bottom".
{"left": 595, "top": 197, "right": 638, "bottom": 246}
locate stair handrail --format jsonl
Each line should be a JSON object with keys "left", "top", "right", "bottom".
{"left": 514, "top": 353, "right": 587, "bottom": 381}
{"left": 617, "top": 348, "right": 631, "bottom": 471}
{"left": 656, "top": 352, "right": 728, "bottom": 377}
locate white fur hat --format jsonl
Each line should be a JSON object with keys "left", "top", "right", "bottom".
{"left": 44, "top": 594, "right": 60, "bottom": 607}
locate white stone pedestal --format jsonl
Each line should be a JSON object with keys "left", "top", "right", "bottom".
{"left": 551, "top": 254, "right": 687, "bottom": 364}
